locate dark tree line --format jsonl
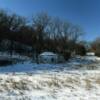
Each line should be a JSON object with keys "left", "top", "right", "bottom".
{"left": 0, "top": 9, "right": 86, "bottom": 60}
{"left": 91, "top": 37, "right": 100, "bottom": 57}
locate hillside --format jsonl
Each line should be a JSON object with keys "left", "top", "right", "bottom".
{"left": 0, "top": 56, "right": 100, "bottom": 100}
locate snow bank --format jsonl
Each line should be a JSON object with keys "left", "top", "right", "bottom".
{"left": 0, "top": 55, "right": 100, "bottom": 73}
{"left": 0, "top": 71, "right": 100, "bottom": 100}
{"left": 84, "top": 56, "right": 100, "bottom": 61}
{"left": 0, "top": 55, "right": 100, "bottom": 99}
{"left": 0, "top": 52, "right": 30, "bottom": 61}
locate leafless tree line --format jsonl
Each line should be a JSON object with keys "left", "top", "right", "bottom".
{"left": 92, "top": 37, "right": 100, "bottom": 56}
{"left": 0, "top": 9, "right": 85, "bottom": 59}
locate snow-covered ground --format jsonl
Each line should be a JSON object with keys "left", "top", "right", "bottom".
{"left": 0, "top": 52, "right": 31, "bottom": 61}
{"left": 0, "top": 55, "right": 100, "bottom": 100}
{"left": 0, "top": 56, "right": 100, "bottom": 73}
{"left": 0, "top": 71, "right": 100, "bottom": 100}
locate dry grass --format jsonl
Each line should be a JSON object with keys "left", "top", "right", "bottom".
{"left": 84, "top": 79, "right": 93, "bottom": 90}
{"left": 0, "top": 72, "right": 100, "bottom": 99}
{"left": 95, "top": 77, "right": 100, "bottom": 85}
{"left": 0, "top": 96, "right": 31, "bottom": 100}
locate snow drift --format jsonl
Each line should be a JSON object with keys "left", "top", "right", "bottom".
{"left": 0, "top": 71, "right": 100, "bottom": 100}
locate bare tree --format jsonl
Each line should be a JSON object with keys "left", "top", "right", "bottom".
{"left": 0, "top": 10, "right": 26, "bottom": 55}
{"left": 0, "top": 9, "right": 85, "bottom": 60}
{"left": 7, "top": 14, "right": 26, "bottom": 55}
{"left": 92, "top": 37, "right": 100, "bottom": 56}
{"left": 32, "top": 12, "right": 51, "bottom": 62}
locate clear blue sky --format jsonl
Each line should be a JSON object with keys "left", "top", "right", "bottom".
{"left": 0, "top": 0, "right": 100, "bottom": 41}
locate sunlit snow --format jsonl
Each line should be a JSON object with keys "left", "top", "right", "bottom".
{"left": 0, "top": 55, "right": 100, "bottom": 100}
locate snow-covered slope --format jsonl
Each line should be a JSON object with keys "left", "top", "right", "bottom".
{"left": 0, "top": 71, "right": 100, "bottom": 100}
{"left": 0, "top": 55, "right": 100, "bottom": 73}
{"left": 0, "top": 56, "right": 100, "bottom": 100}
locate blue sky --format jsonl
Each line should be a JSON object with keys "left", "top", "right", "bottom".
{"left": 0, "top": 0, "right": 100, "bottom": 41}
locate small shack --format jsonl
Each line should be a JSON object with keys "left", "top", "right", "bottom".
{"left": 38, "top": 52, "right": 59, "bottom": 64}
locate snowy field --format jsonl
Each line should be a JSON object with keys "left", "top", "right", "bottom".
{"left": 0, "top": 71, "right": 100, "bottom": 100}
{"left": 0, "top": 56, "right": 100, "bottom": 100}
